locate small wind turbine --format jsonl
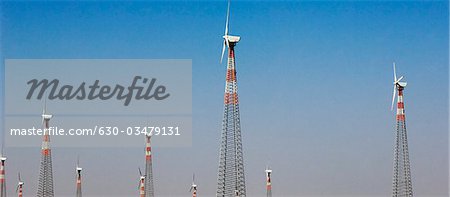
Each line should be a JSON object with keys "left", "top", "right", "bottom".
{"left": 391, "top": 62, "right": 408, "bottom": 110}
{"left": 16, "top": 173, "right": 24, "bottom": 197}
{"left": 138, "top": 168, "right": 145, "bottom": 197}
{"left": 220, "top": 0, "right": 240, "bottom": 63}
{"left": 76, "top": 156, "right": 82, "bottom": 197}
{"left": 189, "top": 173, "right": 197, "bottom": 197}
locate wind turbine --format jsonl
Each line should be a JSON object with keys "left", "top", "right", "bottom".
{"left": 189, "top": 173, "right": 197, "bottom": 197}
{"left": 391, "top": 62, "right": 407, "bottom": 110}
{"left": 76, "top": 156, "right": 82, "bottom": 197}
{"left": 220, "top": 0, "right": 240, "bottom": 63}
{"left": 16, "top": 173, "right": 24, "bottom": 197}
{"left": 138, "top": 168, "right": 145, "bottom": 197}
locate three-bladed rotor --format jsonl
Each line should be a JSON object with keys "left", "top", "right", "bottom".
{"left": 391, "top": 62, "right": 408, "bottom": 111}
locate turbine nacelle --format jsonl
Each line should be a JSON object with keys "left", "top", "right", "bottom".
{"left": 42, "top": 114, "right": 53, "bottom": 121}
{"left": 223, "top": 35, "right": 240, "bottom": 44}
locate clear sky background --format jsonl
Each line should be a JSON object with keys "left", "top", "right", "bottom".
{"left": 0, "top": 0, "right": 448, "bottom": 197}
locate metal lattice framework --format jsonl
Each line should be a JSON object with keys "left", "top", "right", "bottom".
{"left": 392, "top": 85, "right": 413, "bottom": 197}
{"left": 144, "top": 135, "right": 154, "bottom": 197}
{"left": 37, "top": 109, "right": 54, "bottom": 197}
{"left": 216, "top": 41, "right": 246, "bottom": 197}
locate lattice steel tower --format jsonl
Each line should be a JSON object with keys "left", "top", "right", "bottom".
{"left": 216, "top": 0, "right": 246, "bottom": 196}
{"left": 37, "top": 104, "right": 54, "bottom": 197}
{"left": 390, "top": 63, "right": 413, "bottom": 197}
{"left": 144, "top": 135, "right": 154, "bottom": 197}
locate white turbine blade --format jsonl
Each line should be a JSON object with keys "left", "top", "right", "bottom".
{"left": 391, "top": 85, "right": 396, "bottom": 111}
{"left": 220, "top": 41, "right": 226, "bottom": 63}
{"left": 393, "top": 62, "right": 397, "bottom": 82}
{"left": 225, "top": 0, "right": 230, "bottom": 35}
{"left": 397, "top": 76, "right": 403, "bottom": 82}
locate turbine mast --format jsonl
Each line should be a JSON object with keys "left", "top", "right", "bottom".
{"left": 216, "top": 0, "right": 246, "bottom": 196}
{"left": 37, "top": 102, "right": 54, "bottom": 197}
{"left": 76, "top": 158, "right": 82, "bottom": 197}
{"left": 391, "top": 64, "right": 413, "bottom": 197}
{"left": 265, "top": 167, "right": 272, "bottom": 197}
{"left": 144, "top": 134, "right": 154, "bottom": 197}
{"left": 0, "top": 150, "right": 6, "bottom": 197}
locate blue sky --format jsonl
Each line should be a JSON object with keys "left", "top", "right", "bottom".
{"left": 0, "top": 0, "right": 448, "bottom": 196}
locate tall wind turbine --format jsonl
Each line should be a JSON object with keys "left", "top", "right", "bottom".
{"left": 144, "top": 134, "right": 154, "bottom": 197}
{"left": 16, "top": 173, "right": 23, "bottom": 197}
{"left": 37, "top": 100, "right": 54, "bottom": 197}
{"left": 189, "top": 174, "right": 197, "bottom": 197}
{"left": 216, "top": 0, "right": 246, "bottom": 196}
{"left": 390, "top": 63, "right": 414, "bottom": 197}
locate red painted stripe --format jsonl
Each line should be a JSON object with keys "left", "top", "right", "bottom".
{"left": 396, "top": 114, "right": 405, "bottom": 121}
{"left": 397, "top": 102, "right": 404, "bottom": 109}
{"left": 42, "top": 149, "right": 51, "bottom": 155}
{"left": 224, "top": 93, "right": 239, "bottom": 104}
{"left": 226, "top": 69, "right": 236, "bottom": 82}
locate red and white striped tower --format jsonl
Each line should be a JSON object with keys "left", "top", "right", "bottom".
{"left": 138, "top": 168, "right": 145, "bottom": 197}
{"left": 216, "top": 1, "right": 246, "bottom": 196}
{"left": 37, "top": 103, "right": 54, "bottom": 197}
{"left": 0, "top": 152, "right": 6, "bottom": 197}
{"left": 16, "top": 173, "right": 23, "bottom": 197}
{"left": 390, "top": 63, "right": 413, "bottom": 197}
{"left": 76, "top": 159, "right": 82, "bottom": 197}
{"left": 144, "top": 134, "right": 154, "bottom": 197}
{"left": 265, "top": 167, "right": 272, "bottom": 197}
